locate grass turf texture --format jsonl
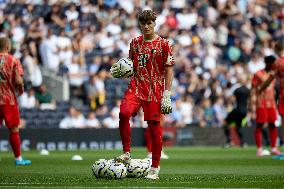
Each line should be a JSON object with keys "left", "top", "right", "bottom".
{"left": 0, "top": 147, "right": 284, "bottom": 188}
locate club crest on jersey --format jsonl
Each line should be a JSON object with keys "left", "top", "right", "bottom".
{"left": 151, "top": 49, "right": 156, "bottom": 55}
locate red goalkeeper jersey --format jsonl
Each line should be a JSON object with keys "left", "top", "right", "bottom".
{"left": 252, "top": 69, "right": 276, "bottom": 109}
{"left": 274, "top": 56, "right": 284, "bottom": 101}
{"left": 0, "top": 54, "right": 23, "bottom": 105}
{"left": 127, "top": 35, "right": 174, "bottom": 102}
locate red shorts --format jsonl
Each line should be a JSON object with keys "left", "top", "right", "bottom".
{"left": 0, "top": 104, "right": 20, "bottom": 128}
{"left": 278, "top": 98, "right": 284, "bottom": 115}
{"left": 120, "top": 91, "right": 161, "bottom": 121}
{"left": 256, "top": 107, "right": 277, "bottom": 124}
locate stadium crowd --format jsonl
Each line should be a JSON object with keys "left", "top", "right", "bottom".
{"left": 0, "top": 0, "right": 284, "bottom": 129}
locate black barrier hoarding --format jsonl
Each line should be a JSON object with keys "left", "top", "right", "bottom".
{"left": 0, "top": 127, "right": 273, "bottom": 151}
{"left": 0, "top": 128, "right": 145, "bottom": 151}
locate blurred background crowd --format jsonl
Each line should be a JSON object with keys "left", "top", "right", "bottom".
{"left": 0, "top": 0, "right": 284, "bottom": 129}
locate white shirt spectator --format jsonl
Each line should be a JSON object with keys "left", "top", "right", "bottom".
{"left": 176, "top": 33, "right": 191, "bottom": 47}
{"left": 67, "top": 60, "right": 85, "bottom": 87}
{"left": 105, "top": 20, "right": 122, "bottom": 36}
{"left": 40, "top": 35, "right": 60, "bottom": 71}
{"left": 170, "top": 0, "right": 186, "bottom": 9}
{"left": 99, "top": 34, "right": 115, "bottom": 54}
{"left": 102, "top": 107, "right": 119, "bottom": 128}
{"left": 19, "top": 90, "right": 37, "bottom": 109}
{"left": 12, "top": 25, "right": 25, "bottom": 45}
{"left": 23, "top": 54, "right": 42, "bottom": 87}
{"left": 85, "top": 112, "right": 101, "bottom": 128}
{"left": 216, "top": 23, "right": 228, "bottom": 46}
{"left": 176, "top": 9, "right": 197, "bottom": 30}
{"left": 59, "top": 113, "right": 86, "bottom": 129}
{"left": 57, "top": 36, "right": 72, "bottom": 49}
{"left": 65, "top": 9, "right": 79, "bottom": 22}
{"left": 180, "top": 97, "right": 193, "bottom": 125}
{"left": 59, "top": 47, "right": 73, "bottom": 66}
{"left": 248, "top": 57, "right": 265, "bottom": 74}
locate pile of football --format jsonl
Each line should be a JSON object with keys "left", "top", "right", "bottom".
{"left": 92, "top": 158, "right": 152, "bottom": 179}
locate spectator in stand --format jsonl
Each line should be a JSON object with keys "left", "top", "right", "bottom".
{"left": 59, "top": 106, "right": 86, "bottom": 129}
{"left": 102, "top": 107, "right": 119, "bottom": 129}
{"left": 88, "top": 56, "right": 102, "bottom": 76}
{"left": 86, "top": 74, "right": 105, "bottom": 110}
{"left": 19, "top": 88, "right": 37, "bottom": 109}
{"left": 85, "top": 111, "right": 101, "bottom": 128}
{"left": 67, "top": 54, "right": 87, "bottom": 101}
{"left": 39, "top": 29, "right": 60, "bottom": 72}
{"left": 35, "top": 84, "right": 56, "bottom": 110}
{"left": 22, "top": 48, "right": 42, "bottom": 89}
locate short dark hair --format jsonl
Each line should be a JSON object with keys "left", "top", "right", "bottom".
{"left": 275, "top": 40, "right": 284, "bottom": 55}
{"left": 0, "top": 37, "right": 10, "bottom": 52}
{"left": 264, "top": 55, "right": 276, "bottom": 64}
{"left": 138, "top": 10, "right": 157, "bottom": 24}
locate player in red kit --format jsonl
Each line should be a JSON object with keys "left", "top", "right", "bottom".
{"left": 250, "top": 55, "right": 281, "bottom": 156}
{"left": 0, "top": 37, "right": 31, "bottom": 165}
{"left": 259, "top": 41, "right": 284, "bottom": 159}
{"left": 110, "top": 10, "right": 174, "bottom": 179}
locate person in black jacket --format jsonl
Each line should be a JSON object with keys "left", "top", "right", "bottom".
{"left": 223, "top": 75, "right": 250, "bottom": 148}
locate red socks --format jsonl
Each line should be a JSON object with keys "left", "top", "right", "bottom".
{"left": 269, "top": 125, "right": 278, "bottom": 148}
{"left": 255, "top": 126, "right": 262, "bottom": 148}
{"left": 255, "top": 124, "right": 278, "bottom": 149}
{"left": 148, "top": 121, "right": 162, "bottom": 168}
{"left": 144, "top": 127, "right": 152, "bottom": 153}
{"left": 9, "top": 132, "right": 21, "bottom": 158}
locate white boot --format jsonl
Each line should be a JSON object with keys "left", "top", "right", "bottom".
{"left": 145, "top": 167, "right": 160, "bottom": 180}
{"left": 114, "top": 152, "right": 131, "bottom": 163}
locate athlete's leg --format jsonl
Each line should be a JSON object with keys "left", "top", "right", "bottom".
{"left": 9, "top": 126, "right": 21, "bottom": 158}
{"left": 147, "top": 120, "right": 162, "bottom": 168}
{"left": 223, "top": 111, "right": 234, "bottom": 146}
{"left": 3, "top": 105, "right": 31, "bottom": 165}
{"left": 268, "top": 123, "right": 278, "bottom": 148}
{"left": 255, "top": 123, "right": 263, "bottom": 156}
{"left": 144, "top": 127, "right": 152, "bottom": 154}
{"left": 119, "top": 91, "right": 141, "bottom": 153}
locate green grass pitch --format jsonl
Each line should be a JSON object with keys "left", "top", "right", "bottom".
{"left": 0, "top": 147, "right": 284, "bottom": 188}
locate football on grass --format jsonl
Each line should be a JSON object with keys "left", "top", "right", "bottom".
{"left": 106, "top": 162, "right": 127, "bottom": 179}
{"left": 92, "top": 159, "right": 112, "bottom": 178}
{"left": 117, "top": 58, "right": 133, "bottom": 78}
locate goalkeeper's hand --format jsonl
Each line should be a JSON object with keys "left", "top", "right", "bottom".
{"left": 110, "top": 63, "right": 122, "bottom": 78}
{"left": 161, "top": 90, "right": 172, "bottom": 114}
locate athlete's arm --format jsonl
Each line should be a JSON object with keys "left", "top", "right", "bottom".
{"left": 258, "top": 71, "right": 277, "bottom": 93}
{"left": 14, "top": 59, "right": 24, "bottom": 95}
{"left": 164, "top": 66, "right": 173, "bottom": 91}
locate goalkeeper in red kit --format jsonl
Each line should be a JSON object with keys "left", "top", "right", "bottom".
{"left": 259, "top": 41, "right": 284, "bottom": 159}
{"left": 110, "top": 10, "right": 174, "bottom": 179}
{"left": 250, "top": 55, "right": 281, "bottom": 157}
{"left": 0, "top": 37, "right": 31, "bottom": 165}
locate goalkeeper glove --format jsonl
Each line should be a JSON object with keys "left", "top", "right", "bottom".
{"left": 110, "top": 63, "right": 122, "bottom": 78}
{"left": 161, "top": 90, "right": 172, "bottom": 114}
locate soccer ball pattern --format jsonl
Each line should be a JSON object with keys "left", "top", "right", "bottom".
{"left": 117, "top": 58, "right": 133, "bottom": 78}
{"left": 92, "top": 158, "right": 151, "bottom": 179}
{"left": 125, "top": 159, "right": 151, "bottom": 178}
{"left": 106, "top": 162, "right": 127, "bottom": 179}
{"left": 92, "top": 159, "right": 112, "bottom": 178}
